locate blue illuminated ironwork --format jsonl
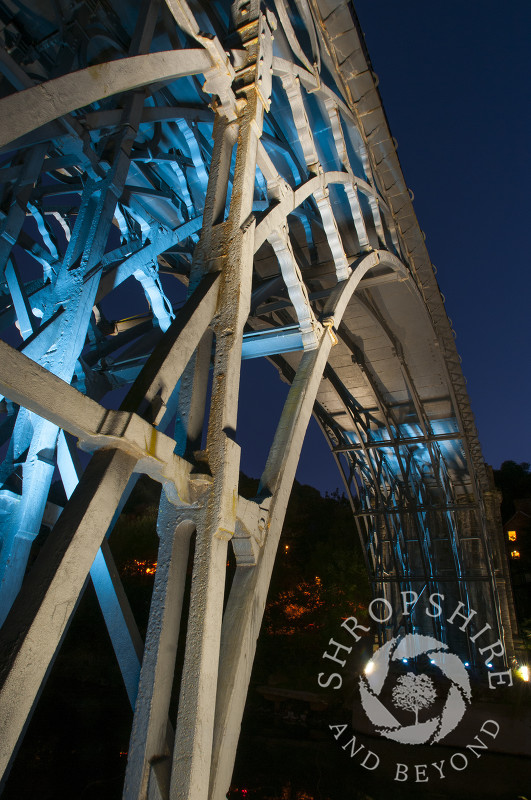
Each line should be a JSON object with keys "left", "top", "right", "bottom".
{"left": 0, "top": 0, "right": 518, "bottom": 797}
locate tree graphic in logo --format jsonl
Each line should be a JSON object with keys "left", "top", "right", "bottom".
{"left": 359, "top": 633, "right": 471, "bottom": 745}
{"left": 392, "top": 673, "right": 436, "bottom": 725}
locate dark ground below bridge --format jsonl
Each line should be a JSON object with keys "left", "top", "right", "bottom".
{"left": 229, "top": 728, "right": 530, "bottom": 800}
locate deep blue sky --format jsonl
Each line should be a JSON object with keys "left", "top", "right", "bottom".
{"left": 239, "top": 1, "right": 530, "bottom": 495}
{"left": 354, "top": 0, "right": 531, "bottom": 471}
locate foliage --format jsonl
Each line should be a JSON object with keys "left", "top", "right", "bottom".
{"left": 252, "top": 480, "right": 371, "bottom": 692}
{"left": 493, "top": 461, "right": 531, "bottom": 521}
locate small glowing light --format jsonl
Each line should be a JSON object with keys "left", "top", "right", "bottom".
{"left": 518, "top": 665, "right": 529, "bottom": 682}
{"left": 284, "top": 544, "right": 289, "bottom": 551}
{"left": 464, "top": 662, "right": 470, "bottom": 667}
{"left": 507, "top": 530, "right": 517, "bottom": 542}
{"left": 487, "top": 663, "right": 493, "bottom": 669}
{"left": 364, "top": 660, "right": 375, "bottom": 675}
{"left": 123, "top": 559, "right": 157, "bottom": 577}
{"left": 402, "top": 658, "right": 408, "bottom": 664}
{"left": 430, "top": 659, "right": 436, "bottom": 664}
{"left": 510, "top": 550, "right": 521, "bottom": 559}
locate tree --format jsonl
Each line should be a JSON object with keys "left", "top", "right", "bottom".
{"left": 493, "top": 461, "right": 531, "bottom": 522}
{"left": 392, "top": 673, "right": 436, "bottom": 725}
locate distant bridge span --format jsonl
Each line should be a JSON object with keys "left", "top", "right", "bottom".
{"left": 0, "top": 0, "right": 518, "bottom": 797}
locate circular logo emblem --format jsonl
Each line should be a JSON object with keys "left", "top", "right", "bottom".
{"left": 359, "top": 633, "right": 471, "bottom": 745}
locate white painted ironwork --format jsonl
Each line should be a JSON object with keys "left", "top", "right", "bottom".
{"left": 0, "top": 1, "right": 518, "bottom": 798}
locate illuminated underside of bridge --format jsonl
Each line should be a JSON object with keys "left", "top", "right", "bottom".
{"left": 0, "top": 0, "right": 519, "bottom": 797}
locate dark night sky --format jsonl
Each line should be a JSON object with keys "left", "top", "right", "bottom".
{"left": 239, "top": 1, "right": 531, "bottom": 495}
{"left": 354, "top": 0, "right": 531, "bottom": 469}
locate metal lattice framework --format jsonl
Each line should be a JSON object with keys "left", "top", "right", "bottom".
{"left": 0, "top": 0, "right": 518, "bottom": 797}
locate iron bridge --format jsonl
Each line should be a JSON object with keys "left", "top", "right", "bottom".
{"left": 0, "top": 0, "right": 519, "bottom": 798}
